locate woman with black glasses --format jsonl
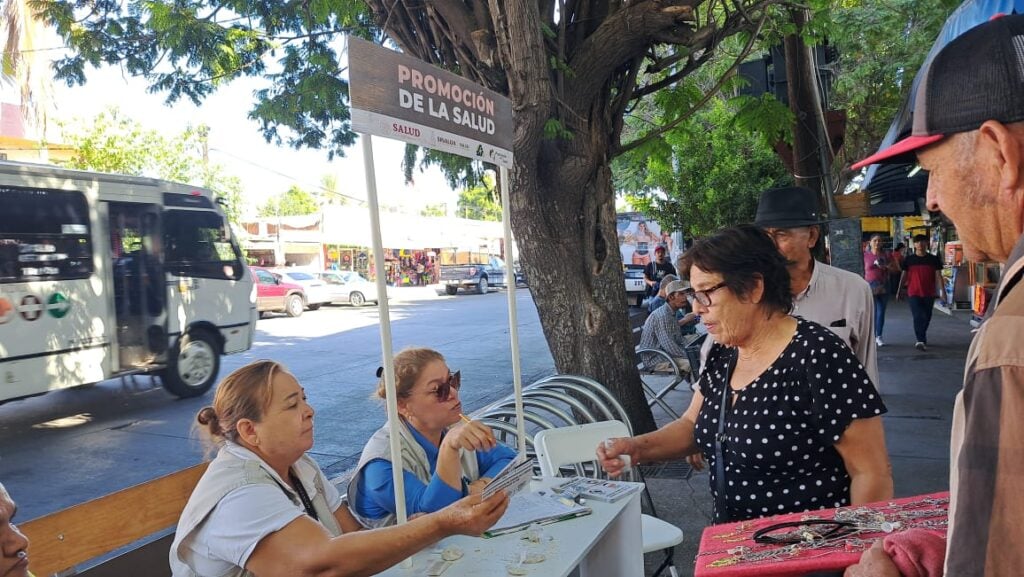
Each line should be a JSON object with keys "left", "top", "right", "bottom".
{"left": 599, "top": 225, "right": 893, "bottom": 523}
{"left": 349, "top": 348, "right": 516, "bottom": 527}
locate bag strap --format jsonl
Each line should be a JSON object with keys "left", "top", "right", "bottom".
{"left": 713, "top": 348, "right": 738, "bottom": 523}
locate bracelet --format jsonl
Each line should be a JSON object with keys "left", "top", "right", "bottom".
{"left": 752, "top": 519, "right": 856, "bottom": 545}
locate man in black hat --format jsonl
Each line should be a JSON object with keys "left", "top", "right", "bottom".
{"left": 846, "top": 14, "right": 1024, "bottom": 577}
{"left": 754, "top": 186, "right": 878, "bottom": 387}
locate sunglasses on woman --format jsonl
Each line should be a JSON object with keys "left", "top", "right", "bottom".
{"left": 429, "top": 370, "right": 461, "bottom": 402}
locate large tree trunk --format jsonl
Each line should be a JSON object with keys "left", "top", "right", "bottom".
{"left": 496, "top": 1, "right": 657, "bottom": 433}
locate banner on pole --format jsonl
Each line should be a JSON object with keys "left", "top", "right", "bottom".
{"left": 348, "top": 37, "right": 514, "bottom": 168}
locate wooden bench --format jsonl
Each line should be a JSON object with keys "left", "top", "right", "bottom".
{"left": 22, "top": 462, "right": 208, "bottom": 577}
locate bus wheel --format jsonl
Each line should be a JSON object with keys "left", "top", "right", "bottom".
{"left": 286, "top": 294, "right": 304, "bottom": 317}
{"left": 161, "top": 330, "right": 220, "bottom": 398}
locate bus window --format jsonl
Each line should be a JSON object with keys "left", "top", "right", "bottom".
{"left": 163, "top": 209, "right": 243, "bottom": 280}
{"left": 0, "top": 187, "right": 93, "bottom": 283}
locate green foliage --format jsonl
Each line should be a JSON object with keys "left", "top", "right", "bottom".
{"left": 318, "top": 174, "right": 350, "bottom": 205}
{"left": 402, "top": 144, "right": 489, "bottom": 190}
{"left": 457, "top": 173, "right": 501, "bottom": 221}
{"left": 60, "top": 107, "right": 246, "bottom": 223}
{"left": 824, "top": 0, "right": 958, "bottom": 164}
{"left": 615, "top": 99, "right": 792, "bottom": 237}
{"left": 34, "top": 0, "right": 379, "bottom": 158}
{"left": 258, "top": 185, "right": 319, "bottom": 216}
{"left": 420, "top": 203, "right": 447, "bottom": 217}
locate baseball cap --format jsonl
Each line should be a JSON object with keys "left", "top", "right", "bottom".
{"left": 655, "top": 245, "right": 667, "bottom": 254}
{"left": 852, "top": 14, "right": 1024, "bottom": 170}
{"left": 664, "top": 279, "right": 691, "bottom": 295}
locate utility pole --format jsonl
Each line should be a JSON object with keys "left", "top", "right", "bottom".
{"left": 783, "top": 9, "right": 838, "bottom": 218}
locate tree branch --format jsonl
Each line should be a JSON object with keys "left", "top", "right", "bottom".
{"left": 616, "top": 8, "right": 768, "bottom": 156}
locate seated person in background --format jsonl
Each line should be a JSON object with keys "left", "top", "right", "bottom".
{"left": 646, "top": 273, "right": 678, "bottom": 313}
{"left": 639, "top": 279, "right": 700, "bottom": 373}
{"left": 0, "top": 482, "right": 32, "bottom": 577}
{"left": 602, "top": 225, "right": 892, "bottom": 523}
{"left": 170, "top": 360, "right": 508, "bottom": 577}
{"left": 349, "top": 348, "right": 517, "bottom": 528}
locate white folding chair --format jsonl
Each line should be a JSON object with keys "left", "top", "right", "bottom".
{"left": 534, "top": 420, "right": 683, "bottom": 577}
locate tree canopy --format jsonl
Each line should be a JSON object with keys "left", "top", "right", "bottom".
{"left": 60, "top": 107, "right": 245, "bottom": 222}
{"left": 258, "top": 185, "right": 320, "bottom": 217}
{"left": 457, "top": 173, "right": 501, "bottom": 221}
{"left": 617, "top": 98, "right": 793, "bottom": 237}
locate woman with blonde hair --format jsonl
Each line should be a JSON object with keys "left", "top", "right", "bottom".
{"left": 170, "top": 360, "right": 508, "bottom": 577}
{"left": 349, "top": 348, "right": 516, "bottom": 527}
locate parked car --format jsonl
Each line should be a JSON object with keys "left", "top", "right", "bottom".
{"left": 315, "top": 270, "right": 381, "bottom": 306}
{"left": 251, "top": 266, "right": 307, "bottom": 317}
{"left": 271, "top": 269, "right": 332, "bottom": 309}
{"left": 624, "top": 264, "right": 646, "bottom": 307}
{"left": 440, "top": 255, "right": 509, "bottom": 295}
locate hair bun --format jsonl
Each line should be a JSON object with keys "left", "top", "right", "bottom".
{"left": 197, "top": 406, "right": 218, "bottom": 427}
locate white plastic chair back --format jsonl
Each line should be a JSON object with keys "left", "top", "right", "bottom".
{"left": 534, "top": 420, "right": 629, "bottom": 477}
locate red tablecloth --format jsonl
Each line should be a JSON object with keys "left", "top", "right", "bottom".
{"left": 695, "top": 492, "right": 949, "bottom": 577}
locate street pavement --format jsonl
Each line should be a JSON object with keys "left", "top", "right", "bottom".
{"left": 0, "top": 284, "right": 553, "bottom": 521}
{"left": 644, "top": 299, "right": 971, "bottom": 576}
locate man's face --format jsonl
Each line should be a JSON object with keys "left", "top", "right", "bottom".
{"left": 914, "top": 238, "right": 929, "bottom": 252}
{"left": 920, "top": 136, "right": 1002, "bottom": 262}
{"left": 655, "top": 250, "right": 666, "bottom": 263}
{"left": 763, "top": 226, "right": 815, "bottom": 266}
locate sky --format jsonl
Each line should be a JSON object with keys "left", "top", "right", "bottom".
{"left": 47, "top": 63, "right": 460, "bottom": 218}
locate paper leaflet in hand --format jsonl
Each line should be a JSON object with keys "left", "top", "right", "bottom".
{"left": 481, "top": 455, "right": 533, "bottom": 499}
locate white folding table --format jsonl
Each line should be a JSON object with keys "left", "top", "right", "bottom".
{"left": 373, "top": 478, "right": 644, "bottom": 577}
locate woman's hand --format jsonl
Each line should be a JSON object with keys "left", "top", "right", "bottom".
{"left": 440, "top": 491, "right": 510, "bottom": 536}
{"left": 686, "top": 452, "right": 706, "bottom": 471}
{"left": 844, "top": 540, "right": 902, "bottom": 577}
{"left": 442, "top": 419, "right": 498, "bottom": 454}
{"left": 596, "top": 437, "right": 637, "bottom": 478}
{"left": 467, "top": 477, "right": 492, "bottom": 495}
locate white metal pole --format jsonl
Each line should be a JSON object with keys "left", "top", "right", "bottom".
{"left": 499, "top": 166, "right": 526, "bottom": 454}
{"left": 361, "top": 134, "right": 410, "bottom": 538}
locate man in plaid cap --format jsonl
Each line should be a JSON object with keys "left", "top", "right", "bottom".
{"left": 847, "top": 14, "right": 1024, "bottom": 577}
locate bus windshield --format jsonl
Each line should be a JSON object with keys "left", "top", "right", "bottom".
{"left": 163, "top": 209, "right": 244, "bottom": 280}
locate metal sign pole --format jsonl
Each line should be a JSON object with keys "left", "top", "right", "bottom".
{"left": 499, "top": 166, "right": 526, "bottom": 454}
{"left": 361, "top": 134, "right": 410, "bottom": 546}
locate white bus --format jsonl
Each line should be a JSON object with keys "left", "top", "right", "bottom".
{"left": 0, "top": 162, "right": 256, "bottom": 402}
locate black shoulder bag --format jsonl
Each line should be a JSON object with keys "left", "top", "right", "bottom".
{"left": 712, "top": 349, "right": 739, "bottom": 524}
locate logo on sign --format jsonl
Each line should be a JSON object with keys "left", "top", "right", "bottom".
{"left": 0, "top": 298, "right": 12, "bottom": 325}
{"left": 18, "top": 294, "right": 43, "bottom": 321}
{"left": 48, "top": 292, "right": 71, "bottom": 318}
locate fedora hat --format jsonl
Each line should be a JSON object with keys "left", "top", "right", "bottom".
{"left": 754, "top": 186, "right": 824, "bottom": 229}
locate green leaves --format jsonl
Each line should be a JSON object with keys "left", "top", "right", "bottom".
{"left": 32, "top": 0, "right": 374, "bottom": 157}
{"left": 58, "top": 107, "right": 246, "bottom": 222}
{"left": 615, "top": 99, "right": 792, "bottom": 237}
{"left": 258, "top": 185, "right": 319, "bottom": 217}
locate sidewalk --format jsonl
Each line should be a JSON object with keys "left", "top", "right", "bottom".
{"left": 643, "top": 299, "right": 973, "bottom": 576}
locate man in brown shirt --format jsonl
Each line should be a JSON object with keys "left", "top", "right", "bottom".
{"left": 846, "top": 14, "right": 1024, "bottom": 577}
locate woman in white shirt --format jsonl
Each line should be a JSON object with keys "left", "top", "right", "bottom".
{"left": 169, "top": 360, "right": 508, "bottom": 577}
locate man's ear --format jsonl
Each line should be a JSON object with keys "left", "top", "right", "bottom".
{"left": 980, "top": 120, "right": 1023, "bottom": 199}
{"left": 807, "top": 225, "right": 821, "bottom": 249}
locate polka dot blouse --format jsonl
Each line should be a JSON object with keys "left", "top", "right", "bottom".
{"left": 693, "top": 318, "right": 887, "bottom": 522}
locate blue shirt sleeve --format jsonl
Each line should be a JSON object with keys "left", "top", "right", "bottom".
{"left": 357, "top": 458, "right": 463, "bottom": 518}
{"left": 478, "top": 443, "right": 517, "bottom": 478}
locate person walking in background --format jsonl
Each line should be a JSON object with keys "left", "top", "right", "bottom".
{"left": 889, "top": 242, "right": 906, "bottom": 295}
{"left": 847, "top": 15, "right": 1024, "bottom": 575}
{"left": 863, "top": 234, "right": 898, "bottom": 347}
{"left": 898, "top": 235, "right": 944, "bottom": 351}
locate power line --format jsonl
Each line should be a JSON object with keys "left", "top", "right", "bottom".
{"left": 208, "top": 146, "right": 368, "bottom": 204}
